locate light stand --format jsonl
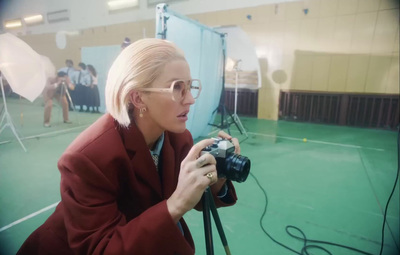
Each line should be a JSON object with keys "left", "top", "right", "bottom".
{"left": 202, "top": 187, "right": 231, "bottom": 255}
{"left": 232, "top": 61, "right": 248, "bottom": 137}
{"left": 0, "top": 74, "right": 27, "bottom": 152}
{"left": 208, "top": 36, "right": 244, "bottom": 136}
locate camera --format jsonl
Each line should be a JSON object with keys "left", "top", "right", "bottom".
{"left": 201, "top": 138, "right": 250, "bottom": 183}
{"left": 55, "top": 81, "right": 66, "bottom": 94}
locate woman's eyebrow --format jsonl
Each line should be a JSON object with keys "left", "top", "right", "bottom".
{"left": 166, "top": 78, "right": 180, "bottom": 82}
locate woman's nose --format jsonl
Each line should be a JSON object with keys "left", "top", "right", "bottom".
{"left": 182, "top": 90, "right": 195, "bottom": 105}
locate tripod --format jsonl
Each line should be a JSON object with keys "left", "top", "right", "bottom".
{"left": 202, "top": 187, "right": 231, "bottom": 255}
{"left": 0, "top": 74, "right": 27, "bottom": 152}
{"left": 209, "top": 37, "right": 247, "bottom": 137}
{"left": 209, "top": 85, "right": 243, "bottom": 136}
{"left": 60, "top": 82, "right": 75, "bottom": 111}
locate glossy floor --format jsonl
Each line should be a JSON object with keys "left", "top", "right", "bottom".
{"left": 0, "top": 97, "right": 398, "bottom": 255}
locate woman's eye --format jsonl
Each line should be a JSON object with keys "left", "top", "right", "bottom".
{"left": 173, "top": 81, "right": 184, "bottom": 91}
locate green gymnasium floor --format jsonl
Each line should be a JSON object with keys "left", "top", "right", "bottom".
{"left": 0, "top": 97, "right": 398, "bottom": 255}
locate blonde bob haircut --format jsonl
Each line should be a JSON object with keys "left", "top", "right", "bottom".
{"left": 105, "top": 38, "right": 186, "bottom": 127}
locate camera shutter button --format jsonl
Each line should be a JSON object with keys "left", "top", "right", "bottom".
{"left": 203, "top": 147, "right": 212, "bottom": 151}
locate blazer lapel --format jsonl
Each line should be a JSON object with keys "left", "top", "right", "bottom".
{"left": 120, "top": 123, "right": 163, "bottom": 199}
{"left": 160, "top": 133, "right": 178, "bottom": 199}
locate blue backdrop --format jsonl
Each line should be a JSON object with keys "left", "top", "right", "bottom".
{"left": 81, "top": 8, "right": 224, "bottom": 139}
{"left": 157, "top": 7, "right": 224, "bottom": 139}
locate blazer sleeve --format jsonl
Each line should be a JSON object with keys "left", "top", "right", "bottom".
{"left": 58, "top": 152, "right": 194, "bottom": 255}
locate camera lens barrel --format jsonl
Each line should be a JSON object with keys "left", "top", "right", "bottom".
{"left": 218, "top": 154, "right": 251, "bottom": 183}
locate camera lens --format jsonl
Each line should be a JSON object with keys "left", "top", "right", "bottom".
{"left": 223, "top": 154, "right": 251, "bottom": 183}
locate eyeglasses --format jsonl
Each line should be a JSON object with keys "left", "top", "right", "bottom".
{"left": 137, "top": 79, "right": 202, "bottom": 102}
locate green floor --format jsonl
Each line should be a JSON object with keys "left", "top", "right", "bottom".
{"left": 0, "top": 97, "right": 399, "bottom": 255}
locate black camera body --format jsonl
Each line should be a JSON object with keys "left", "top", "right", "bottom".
{"left": 201, "top": 138, "right": 250, "bottom": 183}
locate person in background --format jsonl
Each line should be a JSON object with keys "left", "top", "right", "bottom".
{"left": 75, "top": 62, "right": 91, "bottom": 112}
{"left": 58, "top": 59, "right": 77, "bottom": 111}
{"left": 87, "top": 64, "right": 100, "bottom": 113}
{"left": 43, "top": 71, "right": 73, "bottom": 127}
{"left": 18, "top": 38, "right": 240, "bottom": 254}
{"left": 58, "top": 59, "right": 76, "bottom": 81}
{"left": 121, "top": 37, "right": 131, "bottom": 50}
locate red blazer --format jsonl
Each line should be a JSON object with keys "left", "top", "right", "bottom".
{"left": 18, "top": 114, "right": 237, "bottom": 255}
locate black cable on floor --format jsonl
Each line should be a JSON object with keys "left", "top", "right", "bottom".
{"left": 250, "top": 172, "right": 376, "bottom": 255}
{"left": 379, "top": 127, "right": 400, "bottom": 255}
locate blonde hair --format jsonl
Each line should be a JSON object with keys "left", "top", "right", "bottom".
{"left": 105, "top": 38, "right": 186, "bottom": 127}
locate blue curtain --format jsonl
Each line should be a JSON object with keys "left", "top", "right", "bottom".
{"left": 159, "top": 13, "right": 224, "bottom": 139}
{"left": 81, "top": 45, "right": 121, "bottom": 113}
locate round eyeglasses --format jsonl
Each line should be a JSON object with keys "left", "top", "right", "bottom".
{"left": 137, "top": 79, "right": 202, "bottom": 102}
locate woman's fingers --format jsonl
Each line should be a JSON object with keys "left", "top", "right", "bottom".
{"left": 185, "top": 138, "right": 214, "bottom": 162}
{"left": 195, "top": 153, "right": 216, "bottom": 168}
{"left": 217, "top": 131, "right": 241, "bottom": 154}
{"left": 217, "top": 130, "right": 231, "bottom": 140}
{"left": 230, "top": 137, "right": 240, "bottom": 154}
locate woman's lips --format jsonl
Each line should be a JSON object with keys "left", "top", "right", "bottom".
{"left": 177, "top": 111, "right": 189, "bottom": 121}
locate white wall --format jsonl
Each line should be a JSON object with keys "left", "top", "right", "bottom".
{"left": 0, "top": 0, "right": 298, "bottom": 35}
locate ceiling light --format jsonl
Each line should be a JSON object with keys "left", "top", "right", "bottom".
{"left": 108, "top": 0, "right": 139, "bottom": 11}
{"left": 5, "top": 19, "right": 22, "bottom": 29}
{"left": 148, "top": 0, "right": 186, "bottom": 6}
{"left": 24, "top": 14, "right": 44, "bottom": 25}
{"left": 47, "top": 9, "right": 69, "bottom": 23}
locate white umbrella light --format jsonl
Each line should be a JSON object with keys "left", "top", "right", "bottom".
{"left": 0, "top": 33, "right": 47, "bottom": 102}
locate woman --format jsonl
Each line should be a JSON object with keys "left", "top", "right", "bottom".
{"left": 17, "top": 38, "right": 239, "bottom": 255}
{"left": 75, "top": 62, "right": 91, "bottom": 112}
{"left": 87, "top": 64, "right": 100, "bottom": 113}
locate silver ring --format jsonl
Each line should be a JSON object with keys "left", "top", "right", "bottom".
{"left": 206, "top": 172, "right": 213, "bottom": 181}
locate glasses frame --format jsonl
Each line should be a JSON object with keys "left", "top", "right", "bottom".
{"left": 137, "top": 79, "right": 202, "bottom": 102}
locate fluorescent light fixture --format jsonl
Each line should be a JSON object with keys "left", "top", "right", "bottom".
{"left": 24, "top": 14, "right": 44, "bottom": 25}
{"left": 47, "top": 9, "right": 69, "bottom": 23}
{"left": 108, "top": 0, "right": 139, "bottom": 11}
{"left": 5, "top": 19, "right": 22, "bottom": 29}
{"left": 148, "top": 0, "right": 186, "bottom": 6}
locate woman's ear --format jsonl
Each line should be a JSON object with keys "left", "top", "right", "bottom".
{"left": 129, "top": 90, "right": 146, "bottom": 109}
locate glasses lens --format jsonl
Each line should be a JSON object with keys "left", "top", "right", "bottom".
{"left": 172, "top": 80, "right": 186, "bottom": 101}
{"left": 171, "top": 80, "right": 201, "bottom": 101}
{"left": 190, "top": 80, "right": 200, "bottom": 99}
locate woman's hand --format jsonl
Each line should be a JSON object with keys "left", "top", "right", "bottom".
{"left": 167, "top": 139, "right": 219, "bottom": 222}
{"left": 209, "top": 131, "right": 241, "bottom": 194}
{"left": 217, "top": 130, "right": 240, "bottom": 154}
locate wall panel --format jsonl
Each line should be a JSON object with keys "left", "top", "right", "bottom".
{"left": 346, "top": 55, "right": 369, "bottom": 92}
{"left": 328, "top": 55, "right": 349, "bottom": 92}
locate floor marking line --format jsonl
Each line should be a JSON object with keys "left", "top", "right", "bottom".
{"left": 0, "top": 201, "right": 60, "bottom": 233}
{"left": 0, "top": 125, "right": 90, "bottom": 145}
{"left": 231, "top": 130, "right": 385, "bottom": 151}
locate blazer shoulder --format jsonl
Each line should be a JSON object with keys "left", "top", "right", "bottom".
{"left": 65, "top": 114, "right": 122, "bottom": 155}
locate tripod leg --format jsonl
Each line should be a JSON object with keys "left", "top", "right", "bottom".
{"left": 206, "top": 189, "right": 232, "bottom": 255}
{"left": 202, "top": 190, "right": 214, "bottom": 255}
{"left": 233, "top": 114, "right": 248, "bottom": 137}
{"left": 0, "top": 112, "right": 7, "bottom": 134}
{"left": 7, "top": 114, "right": 27, "bottom": 152}
{"left": 64, "top": 86, "right": 75, "bottom": 111}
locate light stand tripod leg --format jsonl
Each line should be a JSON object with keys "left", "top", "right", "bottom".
{"left": 0, "top": 77, "right": 27, "bottom": 152}
{"left": 233, "top": 114, "right": 248, "bottom": 138}
{"left": 0, "top": 110, "right": 6, "bottom": 133}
